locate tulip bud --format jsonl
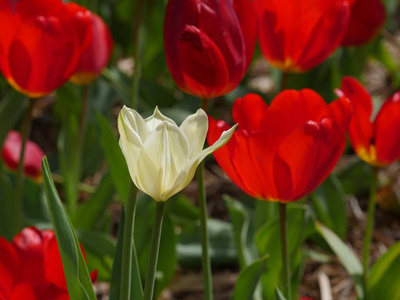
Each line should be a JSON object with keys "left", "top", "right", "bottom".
{"left": 164, "top": 0, "right": 256, "bottom": 98}
{"left": 118, "top": 106, "right": 236, "bottom": 201}
{"left": 1, "top": 130, "right": 44, "bottom": 180}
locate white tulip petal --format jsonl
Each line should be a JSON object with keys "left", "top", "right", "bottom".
{"left": 145, "top": 106, "right": 177, "bottom": 131}
{"left": 180, "top": 109, "right": 208, "bottom": 158}
{"left": 120, "top": 106, "right": 148, "bottom": 142}
{"left": 189, "top": 124, "right": 237, "bottom": 168}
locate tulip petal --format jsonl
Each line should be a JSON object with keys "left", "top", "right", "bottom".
{"left": 119, "top": 106, "right": 148, "bottom": 142}
{"left": 374, "top": 92, "right": 400, "bottom": 164}
{"left": 328, "top": 94, "right": 353, "bottom": 130}
{"left": 43, "top": 235, "right": 67, "bottom": 291}
{"left": 340, "top": 76, "right": 374, "bottom": 155}
{"left": 232, "top": 94, "right": 268, "bottom": 132}
{"left": 145, "top": 106, "right": 177, "bottom": 131}
{"left": 10, "top": 282, "right": 69, "bottom": 300}
{"left": 275, "top": 118, "right": 346, "bottom": 201}
{"left": 264, "top": 89, "right": 328, "bottom": 136}
{"left": 180, "top": 109, "right": 208, "bottom": 158}
{"left": 0, "top": 237, "right": 20, "bottom": 300}
{"left": 136, "top": 122, "right": 190, "bottom": 201}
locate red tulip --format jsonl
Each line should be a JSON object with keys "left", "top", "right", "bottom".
{"left": 164, "top": 0, "right": 257, "bottom": 99}
{"left": 70, "top": 13, "right": 113, "bottom": 85}
{"left": 0, "top": 227, "right": 96, "bottom": 300}
{"left": 254, "top": 0, "right": 350, "bottom": 73}
{"left": 207, "top": 90, "right": 351, "bottom": 202}
{"left": 338, "top": 76, "right": 400, "bottom": 166}
{"left": 341, "top": 0, "right": 386, "bottom": 47}
{"left": 0, "top": 0, "right": 93, "bottom": 98}
{"left": 1, "top": 130, "right": 44, "bottom": 180}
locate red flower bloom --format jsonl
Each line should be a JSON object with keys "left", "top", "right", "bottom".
{"left": 254, "top": 0, "right": 350, "bottom": 73}
{"left": 338, "top": 76, "right": 400, "bottom": 166}
{"left": 164, "top": 0, "right": 257, "bottom": 98}
{"left": 0, "top": 0, "right": 92, "bottom": 98}
{"left": 1, "top": 130, "right": 44, "bottom": 180}
{"left": 70, "top": 12, "right": 113, "bottom": 85}
{"left": 207, "top": 90, "right": 351, "bottom": 202}
{"left": 341, "top": 0, "right": 386, "bottom": 47}
{"left": 0, "top": 227, "right": 96, "bottom": 300}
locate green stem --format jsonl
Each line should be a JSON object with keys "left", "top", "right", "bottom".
{"left": 280, "top": 72, "right": 289, "bottom": 92}
{"left": 120, "top": 186, "right": 143, "bottom": 300}
{"left": 131, "top": 0, "right": 146, "bottom": 109}
{"left": 14, "top": 98, "right": 35, "bottom": 234}
{"left": 143, "top": 201, "right": 166, "bottom": 300}
{"left": 362, "top": 166, "right": 379, "bottom": 298}
{"left": 197, "top": 162, "right": 213, "bottom": 300}
{"left": 279, "top": 202, "right": 291, "bottom": 300}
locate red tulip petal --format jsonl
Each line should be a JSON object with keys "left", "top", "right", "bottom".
{"left": 177, "top": 25, "right": 229, "bottom": 97}
{"left": 11, "top": 227, "right": 53, "bottom": 283}
{"left": 264, "top": 89, "right": 328, "bottom": 136}
{"left": 374, "top": 92, "right": 400, "bottom": 164}
{"left": 342, "top": 0, "right": 386, "bottom": 46}
{"left": 70, "top": 13, "right": 113, "bottom": 85}
{"left": 0, "top": 237, "right": 20, "bottom": 300}
{"left": 10, "top": 282, "right": 69, "bottom": 300}
{"left": 339, "top": 76, "right": 374, "bottom": 156}
{"left": 255, "top": 0, "right": 349, "bottom": 72}
{"left": 328, "top": 94, "right": 353, "bottom": 130}
{"left": 1, "top": 130, "right": 44, "bottom": 179}
{"left": 233, "top": 0, "right": 257, "bottom": 70}
{"left": 43, "top": 235, "right": 67, "bottom": 290}
{"left": 275, "top": 118, "right": 346, "bottom": 201}
{"left": 232, "top": 94, "right": 268, "bottom": 132}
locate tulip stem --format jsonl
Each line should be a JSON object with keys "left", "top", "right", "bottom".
{"left": 362, "top": 166, "right": 379, "bottom": 298}
{"left": 279, "top": 202, "right": 291, "bottom": 300}
{"left": 14, "top": 98, "right": 35, "bottom": 235}
{"left": 143, "top": 201, "right": 166, "bottom": 300}
{"left": 197, "top": 161, "right": 213, "bottom": 300}
{"left": 120, "top": 185, "right": 143, "bottom": 300}
{"left": 131, "top": 0, "right": 146, "bottom": 109}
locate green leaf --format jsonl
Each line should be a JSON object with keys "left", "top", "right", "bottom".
{"left": 96, "top": 113, "right": 130, "bottom": 201}
{"left": 0, "top": 92, "right": 27, "bottom": 147}
{"left": 315, "top": 222, "right": 363, "bottom": 299}
{"left": 275, "top": 287, "right": 287, "bottom": 300}
{"left": 42, "top": 157, "right": 96, "bottom": 300}
{"left": 72, "top": 172, "right": 115, "bottom": 230}
{"left": 310, "top": 175, "right": 347, "bottom": 238}
{"left": 368, "top": 240, "right": 400, "bottom": 299}
{"left": 231, "top": 255, "right": 268, "bottom": 300}
{"left": 224, "top": 195, "right": 252, "bottom": 269}
{"left": 0, "top": 170, "right": 14, "bottom": 240}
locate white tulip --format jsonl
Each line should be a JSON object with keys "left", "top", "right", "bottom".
{"left": 118, "top": 106, "right": 236, "bottom": 201}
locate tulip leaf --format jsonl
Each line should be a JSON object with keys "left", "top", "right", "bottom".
{"left": 109, "top": 209, "right": 125, "bottom": 300}
{"left": 42, "top": 157, "right": 96, "bottom": 300}
{"left": 310, "top": 175, "right": 347, "bottom": 239}
{"left": 224, "top": 195, "right": 254, "bottom": 269}
{"left": 275, "top": 287, "right": 288, "bottom": 300}
{"left": 231, "top": 255, "right": 268, "bottom": 300}
{"left": 368, "top": 240, "right": 400, "bottom": 299}
{"left": 96, "top": 112, "right": 130, "bottom": 201}
{"left": 72, "top": 172, "right": 115, "bottom": 230}
{"left": 315, "top": 222, "right": 363, "bottom": 298}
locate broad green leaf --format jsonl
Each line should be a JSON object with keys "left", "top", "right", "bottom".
{"left": 275, "top": 288, "right": 287, "bottom": 300}
{"left": 368, "top": 240, "right": 400, "bottom": 299}
{"left": 315, "top": 222, "right": 363, "bottom": 299}
{"left": 42, "top": 157, "right": 96, "bottom": 300}
{"left": 96, "top": 113, "right": 130, "bottom": 201}
{"left": 231, "top": 255, "right": 268, "bottom": 300}
{"left": 310, "top": 175, "right": 347, "bottom": 238}
{"left": 72, "top": 172, "right": 115, "bottom": 230}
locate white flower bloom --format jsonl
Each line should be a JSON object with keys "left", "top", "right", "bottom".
{"left": 118, "top": 106, "right": 236, "bottom": 201}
